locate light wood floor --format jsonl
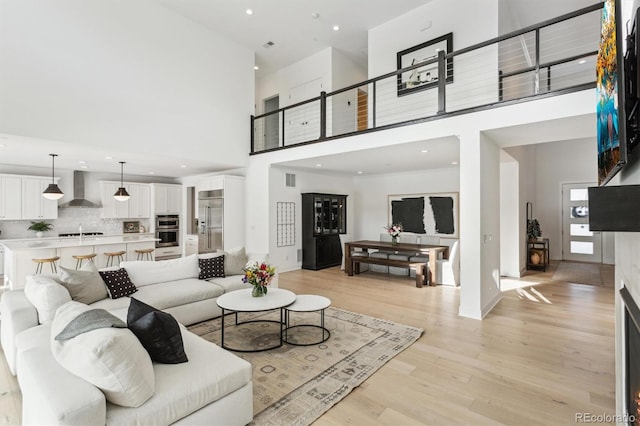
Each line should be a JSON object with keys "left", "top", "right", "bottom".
{"left": 0, "top": 262, "right": 615, "bottom": 425}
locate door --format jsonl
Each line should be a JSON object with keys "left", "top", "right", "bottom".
{"left": 264, "top": 96, "right": 280, "bottom": 150}
{"left": 562, "top": 182, "right": 602, "bottom": 262}
{"left": 286, "top": 78, "right": 322, "bottom": 145}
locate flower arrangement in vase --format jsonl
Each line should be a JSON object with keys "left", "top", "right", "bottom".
{"left": 384, "top": 223, "right": 403, "bottom": 245}
{"left": 242, "top": 261, "right": 276, "bottom": 297}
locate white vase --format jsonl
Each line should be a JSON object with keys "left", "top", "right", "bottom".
{"left": 36, "top": 231, "right": 44, "bottom": 238}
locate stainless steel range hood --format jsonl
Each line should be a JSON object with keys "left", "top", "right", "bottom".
{"left": 59, "top": 170, "right": 101, "bottom": 208}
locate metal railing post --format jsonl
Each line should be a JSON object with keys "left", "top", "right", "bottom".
{"left": 250, "top": 115, "right": 255, "bottom": 153}
{"left": 437, "top": 50, "right": 446, "bottom": 114}
{"left": 281, "top": 110, "right": 286, "bottom": 148}
{"left": 320, "top": 91, "right": 327, "bottom": 139}
{"left": 534, "top": 28, "right": 540, "bottom": 95}
{"left": 372, "top": 81, "right": 377, "bottom": 129}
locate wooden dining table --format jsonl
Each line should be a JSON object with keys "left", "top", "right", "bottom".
{"left": 344, "top": 240, "right": 450, "bottom": 286}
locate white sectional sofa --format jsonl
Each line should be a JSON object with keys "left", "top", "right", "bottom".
{"left": 0, "top": 251, "right": 270, "bottom": 425}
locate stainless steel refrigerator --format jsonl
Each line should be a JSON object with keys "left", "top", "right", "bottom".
{"left": 198, "top": 190, "right": 223, "bottom": 253}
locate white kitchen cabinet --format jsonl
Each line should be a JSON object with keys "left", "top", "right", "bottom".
{"left": 129, "top": 183, "right": 151, "bottom": 218}
{"left": 21, "top": 178, "right": 58, "bottom": 220}
{"left": 185, "top": 234, "right": 198, "bottom": 256}
{"left": 100, "top": 182, "right": 129, "bottom": 218}
{"left": 0, "top": 176, "right": 22, "bottom": 220}
{"left": 153, "top": 184, "right": 182, "bottom": 215}
{"left": 100, "top": 181, "right": 150, "bottom": 219}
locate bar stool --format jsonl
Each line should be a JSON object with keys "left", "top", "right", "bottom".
{"left": 33, "top": 256, "right": 60, "bottom": 274}
{"left": 72, "top": 253, "right": 97, "bottom": 269}
{"left": 105, "top": 251, "right": 126, "bottom": 268}
{"left": 135, "top": 248, "right": 154, "bottom": 261}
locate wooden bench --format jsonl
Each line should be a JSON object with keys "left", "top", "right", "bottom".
{"left": 350, "top": 256, "right": 429, "bottom": 288}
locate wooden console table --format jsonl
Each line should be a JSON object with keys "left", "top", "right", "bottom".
{"left": 344, "top": 240, "right": 450, "bottom": 287}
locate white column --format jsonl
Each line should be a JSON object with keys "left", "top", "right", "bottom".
{"left": 458, "top": 131, "right": 502, "bottom": 319}
{"left": 244, "top": 158, "right": 271, "bottom": 254}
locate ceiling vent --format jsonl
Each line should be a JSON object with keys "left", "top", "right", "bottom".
{"left": 285, "top": 173, "right": 296, "bottom": 188}
{"left": 263, "top": 41, "right": 275, "bottom": 48}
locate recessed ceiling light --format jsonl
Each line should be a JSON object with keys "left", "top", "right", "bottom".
{"left": 451, "top": 161, "right": 458, "bottom": 165}
{"left": 105, "top": 156, "right": 113, "bottom": 160}
{"left": 254, "top": 65, "right": 259, "bottom": 70}
{"left": 315, "top": 163, "right": 322, "bottom": 167}
{"left": 246, "top": 9, "right": 253, "bottom": 15}
{"left": 79, "top": 160, "right": 86, "bottom": 164}
{"left": 420, "top": 149, "right": 429, "bottom": 153}
{"left": 148, "top": 171, "right": 155, "bottom": 175}
{"left": 357, "top": 171, "right": 363, "bottom": 174}
{"left": 80, "top": 165, "right": 88, "bottom": 169}
{"left": 0, "top": 144, "right": 5, "bottom": 148}
{"left": 579, "top": 59, "right": 586, "bottom": 64}
{"left": 333, "top": 25, "right": 340, "bottom": 31}
{"left": 180, "top": 165, "right": 187, "bottom": 168}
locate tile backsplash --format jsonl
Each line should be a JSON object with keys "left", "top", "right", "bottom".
{"left": 0, "top": 208, "right": 151, "bottom": 239}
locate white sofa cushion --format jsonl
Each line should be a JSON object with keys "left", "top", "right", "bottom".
{"left": 207, "top": 275, "right": 251, "bottom": 293}
{"left": 106, "top": 327, "right": 252, "bottom": 425}
{"left": 89, "top": 278, "right": 225, "bottom": 314}
{"left": 51, "top": 301, "right": 155, "bottom": 407}
{"left": 121, "top": 254, "right": 199, "bottom": 287}
{"left": 24, "top": 275, "right": 72, "bottom": 324}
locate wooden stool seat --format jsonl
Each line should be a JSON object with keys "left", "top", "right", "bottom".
{"left": 105, "top": 251, "right": 126, "bottom": 268}
{"left": 33, "top": 256, "right": 60, "bottom": 274}
{"left": 135, "top": 248, "right": 154, "bottom": 261}
{"left": 72, "top": 253, "right": 97, "bottom": 269}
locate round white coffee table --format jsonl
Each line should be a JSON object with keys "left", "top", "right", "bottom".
{"left": 216, "top": 288, "right": 296, "bottom": 352}
{"left": 284, "top": 294, "right": 331, "bottom": 346}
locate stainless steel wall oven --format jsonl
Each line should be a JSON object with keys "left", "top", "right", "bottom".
{"left": 155, "top": 215, "right": 179, "bottom": 247}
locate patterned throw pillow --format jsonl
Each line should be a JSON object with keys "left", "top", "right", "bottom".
{"left": 198, "top": 255, "right": 225, "bottom": 280}
{"left": 99, "top": 268, "right": 137, "bottom": 299}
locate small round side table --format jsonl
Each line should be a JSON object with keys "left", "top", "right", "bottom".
{"left": 284, "top": 294, "right": 331, "bottom": 346}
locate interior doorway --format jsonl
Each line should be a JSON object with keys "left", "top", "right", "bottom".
{"left": 561, "top": 182, "right": 602, "bottom": 263}
{"left": 264, "top": 95, "right": 280, "bottom": 150}
{"left": 357, "top": 89, "right": 368, "bottom": 131}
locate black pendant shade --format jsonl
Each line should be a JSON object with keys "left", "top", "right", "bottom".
{"left": 42, "top": 154, "right": 64, "bottom": 200}
{"left": 113, "top": 161, "right": 130, "bottom": 201}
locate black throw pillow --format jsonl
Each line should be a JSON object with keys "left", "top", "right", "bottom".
{"left": 127, "top": 298, "right": 188, "bottom": 364}
{"left": 198, "top": 255, "right": 225, "bottom": 280}
{"left": 99, "top": 268, "right": 137, "bottom": 299}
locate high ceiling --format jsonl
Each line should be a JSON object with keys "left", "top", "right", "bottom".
{"left": 0, "top": 0, "right": 599, "bottom": 178}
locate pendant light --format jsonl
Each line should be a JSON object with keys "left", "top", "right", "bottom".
{"left": 113, "top": 161, "right": 130, "bottom": 201}
{"left": 42, "top": 154, "right": 64, "bottom": 200}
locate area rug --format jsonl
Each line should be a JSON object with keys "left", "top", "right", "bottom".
{"left": 552, "top": 261, "right": 603, "bottom": 286}
{"left": 188, "top": 307, "right": 423, "bottom": 426}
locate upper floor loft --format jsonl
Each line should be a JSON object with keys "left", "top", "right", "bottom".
{"left": 251, "top": 3, "right": 601, "bottom": 155}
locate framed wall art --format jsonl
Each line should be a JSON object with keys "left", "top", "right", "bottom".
{"left": 388, "top": 192, "right": 459, "bottom": 238}
{"left": 396, "top": 33, "right": 453, "bottom": 97}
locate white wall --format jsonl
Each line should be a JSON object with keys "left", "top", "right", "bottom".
{"left": 352, "top": 168, "right": 460, "bottom": 242}
{"left": 330, "top": 49, "right": 367, "bottom": 137}
{"left": 499, "top": 155, "right": 520, "bottom": 277}
{"left": 368, "top": 0, "right": 500, "bottom": 125}
{"left": 0, "top": 0, "right": 254, "bottom": 168}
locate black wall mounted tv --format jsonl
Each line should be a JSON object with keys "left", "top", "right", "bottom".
{"left": 588, "top": 184, "right": 640, "bottom": 231}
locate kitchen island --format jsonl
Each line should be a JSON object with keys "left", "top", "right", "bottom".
{"left": 2, "top": 234, "right": 159, "bottom": 290}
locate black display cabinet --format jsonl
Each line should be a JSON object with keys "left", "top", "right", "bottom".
{"left": 302, "top": 193, "right": 347, "bottom": 270}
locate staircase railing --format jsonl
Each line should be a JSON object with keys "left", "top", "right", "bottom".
{"left": 251, "top": 3, "right": 601, "bottom": 154}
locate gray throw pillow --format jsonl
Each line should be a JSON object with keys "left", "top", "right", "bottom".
{"left": 58, "top": 263, "right": 109, "bottom": 304}
{"left": 55, "top": 309, "right": 126, "bottom": 340}
{"left": 217, "top": 247, "right": 248, "bottom": 276}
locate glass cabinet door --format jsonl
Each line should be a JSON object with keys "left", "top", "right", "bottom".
{"left": 314, "top": 197, "right": 322, "bottom": 234}
{"left": 337, "top": 196, "right": 346, "bottom": 233}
